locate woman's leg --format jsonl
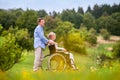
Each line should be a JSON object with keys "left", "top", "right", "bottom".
{"left": 69, "top": 53, "right": 76, "bottom": 69}
{"left": 65, "top": 52, "right": 76, "bottom": 69}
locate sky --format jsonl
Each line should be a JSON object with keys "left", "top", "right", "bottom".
{"left": 0, "top": 0, "right": 120, "bottom": 13}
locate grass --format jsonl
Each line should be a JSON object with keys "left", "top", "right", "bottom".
{"left": 87, "top": 44, "right": 114, "bottom": 58}
{"left": 0, "top": 44, "right": 120, "bottom": 80}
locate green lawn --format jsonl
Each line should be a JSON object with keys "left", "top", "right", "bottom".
{"left": 0, "top": 44, "right": 120, "bottom": 80}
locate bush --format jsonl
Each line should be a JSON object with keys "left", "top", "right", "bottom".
{"left": 0, "top": 24, "right": 3, "bottom": 31}
{"left": 79, "top": 27, "right": 97, "bottom": 45}
{"left": 100, "top": 29, "right": 110, "bottom": 40}
{"left": 1, "top": 27, "right": 33, "bottom": 50}
{"left": 63, "top": 32, "right": 86, "bottom": 54}
{"left": 113, "top": 40, "right": 120, "bottom": 58}
{"left": 0, "top": 33, "right": 22, "bottom": 71}
{"left": 0, "top": 27, "right": 33, "bottom": 71}
{"left": 85, "top": 34, "right": 97, "bottom": 45}
{"left": 15, "top": 28, "right": 33, "bottom": 50}
{"left": 79, "top": 27, "right": 88, "bottom": 40}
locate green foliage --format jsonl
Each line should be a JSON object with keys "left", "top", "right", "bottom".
{"left": 0, "top": 37, "right": 3, "bottom": 46}
{"left": 0, "top": 10, "right": 14, "bottom": 29}
{"left": 2, "top": 27, "right": 33, "bottom": 50}
{"left": 96, "top": 15, "right": 120, "bottom": 35}
{"left": 77, "top": 7, "right": 84, "bottom": 14}
{"left": 79, "top": 26, "right": 88, "bottom": 40}
{"left": 63, "top": 32, "right": 86, "bottom": 54}
{"left": 37, "top": 9, "right": 48, "bottom": 18}
{"left": 0, "top": 27, "right": 33, "bottom": 71}
{"left": 110, "top": 12, "right": 120, "bottom": 35}
{"left": 0, "top": 33, "right": 22, "bottom": 71}
{"left": 15, "top": 28, "right": 33, "bottom": 50}
{"left": 89, "top": 28, "right": 97, "bottom": 35}
{"left": 83, "top": 12, "right": 96, "bottom": 30}
{"left": 79, "top": 27, "right": 97, "bottom": 45}
{"left": 0, "top": 4, "right": 120, "bottom": 36}
{"left": 61, "top": 9, "right": 83, "bottom": 28}
{"left": 54, "top": 21, "right": 74, "bottom": 41}
{"left": 0, "top": 24, "right": 3, "bottom": 31}
{"left": 44, "top": 16, "right": 58, "bottom": 32}
{"left": 91, "top": 4, "right": 120, "bottom": 18}
{"left": 85, "top": 34, "right": 97, "bottom": 45}
{"left": 100, "top": 28, "right": 110, "bottom": 40}
{"left": 111, "top": 12, "right": 120, "bottom": 22}
{"left": 0, "top": 24, "right": 3, "bottom": 35}
{"left": 16, "top": 9, "right": 38, "bottom": 36}
{"left": 113, "top": 40, "right": 120, "bottom": 58}
{"left": 4, "top": 47, "right": 120, "bottom": 80}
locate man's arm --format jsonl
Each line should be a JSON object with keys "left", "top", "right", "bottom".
{"left": 37, "top": 27, "right": 48, "bottom": 44}
{"left": 37, "top": 27, "right": 54, "bottom": 45}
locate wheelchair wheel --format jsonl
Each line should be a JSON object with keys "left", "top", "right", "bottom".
{"left": 41, "top": 55, "right": 50, "bottom": 71}
{"left": 48, "top": 53, "right": 66, "bottom": 71}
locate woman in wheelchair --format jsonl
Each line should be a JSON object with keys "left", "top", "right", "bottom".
{"left": 48, "top": 32, "right": 77, "bottom": 70}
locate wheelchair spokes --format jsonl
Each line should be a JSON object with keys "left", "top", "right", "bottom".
{"left": 48, "top": 53, "right": 66, "bottom": 72}
{"left": 42, "top": 53, "right": 77, "bottom": 71}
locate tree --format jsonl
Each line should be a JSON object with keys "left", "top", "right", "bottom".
{"left": 0, "top": 33, "right": 22, "bottom": 71}
{"left": 1, "top": 27, "right": 33, "bottom": 51}
{"left": 63, "top": 32, "right": 86, "bottom": 54}
{"left": 51, "top": 10, "right": 58, "bottom": 18}
{"left": 113, "top": 40, "right": 120, "bottom": 58}
{"left": 102, "top": 4, "right": 111, "bottom": 15}
{"left": 13, "top": 8, "right": 23, "bottom": 17}
{"left": 111, "top": 3, "right": 120, "bottom": 13}
{"left": 83, "top": 12, "right": 96, "bottom": 30}
{"left": 102, "top": 11, "right": 109, "bottom": 17}
{"left": 92, "top": 4, "right": 102, "bottom": 18}
{"left": 100, "top": 28, "right": 110, "bottom": 40}
{"left": 0, "top": 24, "right": 3, "bottom": 33}
{"left": 96, "top": 15, "right": 120, "bottom": 35}
{"left": 16, "top": 9, "right": 38, "bottom": 36}
{"left": 86, "top": 6, "right": 92, "bottom": 13}
{"left": 85, "top": 28, "right": 97, "bottom": 45}
{"left": 61, "top": 9, "right": 83, "bottom": 28}
{"left": 44, "top": 16, "right": 58, "bottom": 32}
{"left": 111, "top": 12, "right": 120, "bottom": 22}
{"left": 37, "top": 9, "right": 48, "bottom": 18}
{"left": 61, "top": 9, "right": 74, "bottom": 23}
{"left": 55, "top": 21, "right": 74, "bottom": 41}
{"left": 0, "top": 9, "right": 23, "bottom": 30}
{"left": 111, "top": 12, "right": 120, "bottom": 35}
{"left": 77, "top": 7, "right": 84, "bottom": 14}
{"left": 0, "top": 10, "right": 13, "bottom": 29}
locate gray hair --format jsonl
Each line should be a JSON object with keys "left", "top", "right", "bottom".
{"left": 48, "top": 32, "right": 56, "bottom": 38}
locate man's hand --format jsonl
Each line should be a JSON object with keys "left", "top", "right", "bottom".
{"left": 48, "top": 40, "right": 54, "bottom": 45}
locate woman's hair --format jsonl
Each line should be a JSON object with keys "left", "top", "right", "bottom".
{"left": 48, "top": 32, "right": 56, "bottom": 39}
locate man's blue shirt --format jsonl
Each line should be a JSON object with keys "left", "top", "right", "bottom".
{"left": 34, "top": 25, "right": 48, "bottom": 49}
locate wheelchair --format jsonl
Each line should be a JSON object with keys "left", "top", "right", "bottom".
{"left": 42, "top": 45, "right": 77, "bottom": 71}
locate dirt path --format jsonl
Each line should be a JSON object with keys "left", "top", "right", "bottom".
{"left": 97, "top": 35, "right": 120, "bottom": 44}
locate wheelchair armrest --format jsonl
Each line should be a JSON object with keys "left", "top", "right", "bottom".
{"left": 56, "top": 50, "right": 65, "bottom": 53}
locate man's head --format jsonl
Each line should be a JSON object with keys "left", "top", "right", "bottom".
{"left": 48, "top": 32, "right": 56, "bottom": 41}
{"left": 37, "top": 18, "right": 45, "bottom": 27}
